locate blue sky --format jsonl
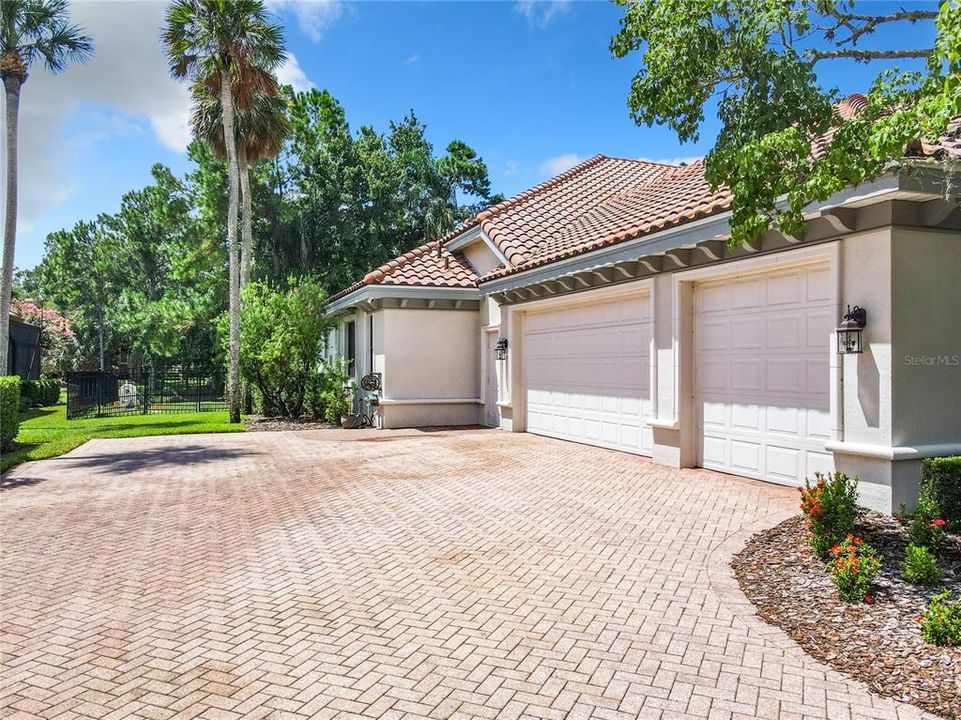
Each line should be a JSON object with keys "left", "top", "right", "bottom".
{"left": 8, "top": 0, "right": 938, "bottom": 270}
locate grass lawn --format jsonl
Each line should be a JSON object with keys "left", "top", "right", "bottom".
{"left": 1, "top": 404, "right": 245, "bottom": 473}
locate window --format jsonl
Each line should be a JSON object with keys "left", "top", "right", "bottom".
{"left": 345, "top": 320, "right": 356, "bottom": 376}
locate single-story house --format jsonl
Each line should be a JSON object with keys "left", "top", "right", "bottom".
{"left": 326, "top": 97, "right": 961, "bottom": 513}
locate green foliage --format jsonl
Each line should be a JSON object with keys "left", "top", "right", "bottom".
{"left": 901, "top": 544, "right": 944, "bottom": 585}
{"left": 1, "top": 377, "right": 21, "bottom": 450}
{"left": 284, "top": 89, "right": 500, "bottom": 291}
{"left": 799, "top": 471, "right": 863, "bottom": 558}
{"left": 233, "top": 277, "right": 333, "bottom": 418}
{"left": 318, "top": 359, "right": 354, "bottom": 424}
{"left": 828, "top": 535, "right": 881, "bottom": 603}
{"left": 25, "top": 91, "right": 498, "bottom": 370}
{"left": 610, "top": 0, "right": 961, "bottom": 247}
{"left": 909, "top": 493, "right": 947, "bottom": 549}
{"left": 21, "top": 378, "right": 60, "bottom": 408}
{"left": 921, "top": 456, "right": 961, "bottom": 525}
{"left": 920, "top": 590, "right": 961, "bottom": 646}
{"left": 0, "top": 0, "right": 93, "bottom": 79}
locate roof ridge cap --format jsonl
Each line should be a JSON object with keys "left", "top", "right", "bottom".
{"left": 475, "top": 154, "right": 608, "bottom": 224}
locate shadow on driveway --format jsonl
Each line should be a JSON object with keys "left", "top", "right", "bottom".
{"left": 48, "top": 444, "right": 258, "bottom": 477}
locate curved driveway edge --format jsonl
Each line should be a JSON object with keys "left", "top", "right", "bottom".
{"left": 706, "top": 510, "right": 935, "bottom": 720}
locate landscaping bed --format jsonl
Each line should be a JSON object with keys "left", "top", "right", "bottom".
{"left": 244, "top": 415, "right": 335, "bottom": 432}
{"left": 733, "top": 513, "right": 961, "bottom": 718}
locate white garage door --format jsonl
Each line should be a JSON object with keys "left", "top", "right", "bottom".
{"left": 524, "top": 293, "right": 653, "bottom": 455}
{"left": 695, "top": 264, "right": 834, "bottom": 486}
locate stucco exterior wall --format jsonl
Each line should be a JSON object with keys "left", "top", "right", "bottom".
{"left": 891, "top": 226, "right": 961, "bottom": 446}
{"left": 838, "top": 227, "right": 894, "bottom": 448}
{"left": 378, "top": 308, "right": 481, "bottom": 428}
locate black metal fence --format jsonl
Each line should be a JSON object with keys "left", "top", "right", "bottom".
{"left": 66, "top": 365, "right": 228, "bottom": 419}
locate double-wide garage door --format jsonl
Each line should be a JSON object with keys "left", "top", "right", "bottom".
{"left": 524, "top": 293, "right": 653, "bottom": 456}
{"left": 695, "top": 264, "right": 834, "bottom": 485}
{"left": 520, "top": 263, "right": 834, "bottom": 486}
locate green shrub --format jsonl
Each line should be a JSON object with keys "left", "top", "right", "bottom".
{"left": 0, "top": 376, "right": 21, "bottom": 451}
{"left": 230, "top": 277, "right": 335, "bottom": 418}
{"left": 828, "top": 534, "right": 881, "bottom": 603}
{"left": 38, "top": 378, "right": 60, "bottom": 406}
{"left": 800, "top": 472, "right": 863, "bottom": 558}
{"left": 21, "top": 378, "right": 60, "bottom": 408}
{"left": 909, "top": 493, "right": 947, "bottom": 549}
{"left": 920, "top": 591, "right": 961, "bottom": 646}
{"left": 921, "top": 456, "right": 961, "bottom": 526}
{"left": 901, "top": 544, "right": 944, "bottom": 585}
{"left": 318, "top": 359, "right": 354, "bottom": 425}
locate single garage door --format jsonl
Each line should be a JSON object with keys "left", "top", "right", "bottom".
{"left": 695, "top": 264, "right": 834, "bottom": 486}
{"left": 524, "top": 292, "right": 653, "bottom": 455}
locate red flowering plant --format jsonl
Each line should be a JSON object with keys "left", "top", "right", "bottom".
{"left": 800, "top": 472, "right": 863, "bottom": 558}
{"left": 909, "top": 494, "right": 947, "bottom": 550}
{"left": 828, "top": 534, "right": 881, "bottom": 603}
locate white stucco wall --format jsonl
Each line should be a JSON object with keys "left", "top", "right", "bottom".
{"left": 891, "top": 226, "right": 961, "bottom": 446}
{"left": 378, "top": 308, "right": 482, "bottom": 427}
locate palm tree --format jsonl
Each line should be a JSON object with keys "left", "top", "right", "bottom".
{"left": 0, "top": 0, "right": 91, "bottom": 374}
{"left": 163, "top": 0, "right": 284, "bottom": 423}
{"left": 190, "top": 80, "right": 289, "bottom": 288}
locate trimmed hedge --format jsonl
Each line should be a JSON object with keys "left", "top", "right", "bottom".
{"left": 1, "top": 376, "right": 21, "bottom": 451}
{"left": 921, "top": 456, "right": 961, "bottom": 525}
{"left": 21, "top": 378, "right": 60, "bottom": 407}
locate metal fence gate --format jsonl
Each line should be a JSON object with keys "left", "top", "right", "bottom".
{"left": 66, "top": 365, "right": 228, "bottom": 419}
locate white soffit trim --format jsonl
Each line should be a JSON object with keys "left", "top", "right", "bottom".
{"left": 326, "top": 285, "right": 481, "bottom": 315}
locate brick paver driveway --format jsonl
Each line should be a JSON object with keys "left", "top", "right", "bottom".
{"left": 1, "top": 429, "right": 932, "bottom": 720}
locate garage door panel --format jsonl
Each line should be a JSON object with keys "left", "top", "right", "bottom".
{"left": 732, "top": 279, "right": 763, "bottom": 309}
{"left": 766, "top": 272, "right": 803, "bottom": 306}
{"left": 696, "top": 264, "right": 834, "bottom": 486}
{"left": 524, "top": 294, "right": 652, "bottom": 456}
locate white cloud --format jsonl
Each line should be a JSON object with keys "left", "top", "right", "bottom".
{"left": 515, "top": 0, "right": 571, "bottom": 27}
{"left": 1, "top": 1, "right": 191, "bottom": 242}
{"left": 277, "top": 52, "right": 315, "bottom": 91}
{"left": 269, "top": 0, "right": 343, "bottom": 41}
{"left": 405, "top": 53, "right": 421, "bottom": 65}
{"left": 640, "top": 155, "right": 704, "bottom": 166}
{"left": 540, "top": 153, "right": 585, "bottom": 176}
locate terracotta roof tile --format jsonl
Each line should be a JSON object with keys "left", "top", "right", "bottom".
{"left": 328, "top": 236, "right": 478, "bottom": 303}
{"left": 476, "top": 155, "right": 672, "bottom": 266}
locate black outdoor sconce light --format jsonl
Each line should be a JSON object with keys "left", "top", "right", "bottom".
{"left": 836, "top": 305, "right": 867, "bottom": 354}
{"left": 494, "top": 337, "right": 509, "bottom": 361}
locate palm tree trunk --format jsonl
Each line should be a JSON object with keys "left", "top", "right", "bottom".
{"left": 0, "top": 76, "right": 22, "bottom": 376}
{"left": 238, "top": 144, "right": 253, "bottom": 415}
{"left": 239, "top": 144, "right": 253, "bottom": 289}
{"left": 220, "top": 70, "right": 242, "bottom": 424}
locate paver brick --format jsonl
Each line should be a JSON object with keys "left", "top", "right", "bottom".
{"left": 1, "top": 429, "right": 939, "bottom": 719}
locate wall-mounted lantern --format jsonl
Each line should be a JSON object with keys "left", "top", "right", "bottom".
{"left": 494, "top": 338, "right": 509, "bottom": 361}
{"left": 836, "top": 305, "right": 867, "bottom": 354}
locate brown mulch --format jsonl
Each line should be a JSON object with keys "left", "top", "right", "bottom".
{"left": 733, "top": 513, "right": 961, "bottom": 719}
{"left": 243, "top": 415, "right": 336, "bottom": 432}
